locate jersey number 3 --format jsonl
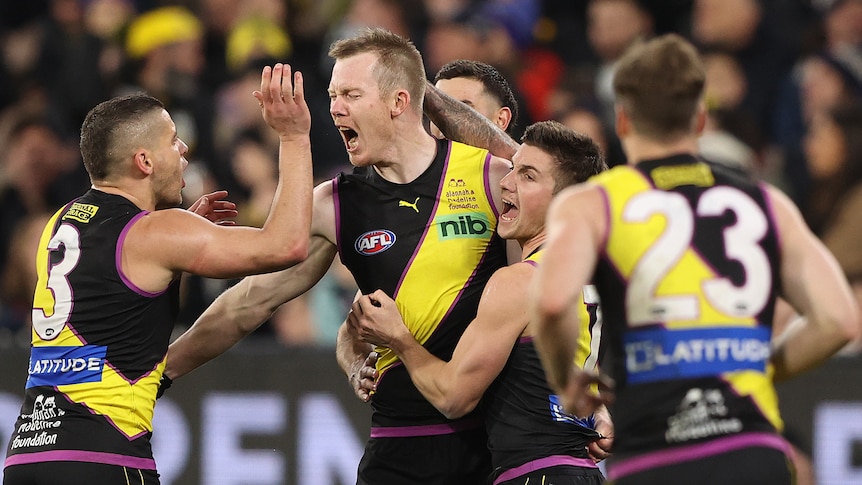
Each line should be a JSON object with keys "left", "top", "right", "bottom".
{"left": 623, "top": 186, "right": 771, "bottom": 325}
{"left": 32, "top": 223, "right": 81, "bottom": 340}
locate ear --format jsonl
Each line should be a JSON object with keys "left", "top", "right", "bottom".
{"left": 133, "top": 150, "right": 154, "bottom": 176}
{"left": 614, "top": 104, "right": 630, "bottom": 139}
{"left": 391, "top": 89, "right": 410, "bottom": 117}
{"left": 495, "top": 107, "right": 513, "bottom": 132}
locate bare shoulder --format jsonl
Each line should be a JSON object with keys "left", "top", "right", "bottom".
{"left": 550, "top": 183, "right": 605, "bottom": 221}
{"left": 312, "top": 179, "right": 338, "bottom": 243}
{"left": 489, "top": 154, "right": 513, "bottom": 174}
{"left": 761, "top": 184, "right": 805, "bottom": 235}
{"left": 483, "top": 261, "right": 534, "bottom": 302}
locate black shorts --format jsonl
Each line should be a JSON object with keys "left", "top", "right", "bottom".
{"left": 496, "top": 465, "right": 605, "bottom": 485}
{"left": 608, "top": 446, "right": 793, "bottom": 485}
{"left": 356, "top": 427, "right": 490, "bottom": 485}
{"left": 3, "top": 461, "right": 159, "bottom": 485}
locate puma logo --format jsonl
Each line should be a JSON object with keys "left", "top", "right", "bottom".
{"left": 398, "top": 197, "right": 420, "bottom": 213}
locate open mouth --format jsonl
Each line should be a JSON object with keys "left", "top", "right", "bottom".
{"left": 339, "top": 127, "right": 359, "bottom": 152}
{"left": 501, "top": 200, "right": 518, "bottom": 221}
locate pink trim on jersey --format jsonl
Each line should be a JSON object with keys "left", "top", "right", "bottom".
{"left": 369, "top": 415, "right": 483, "bottom": 438}
{"left": 607, "top": 432, "right": 792, "bottom": 480}
{"left": 493, "top": 455, "right": 598, "bottom": 485}
{"left": 759, "top": 182, "right": 782, "bottom": 256}
{"left": 332, "top": 177, "right": 343, "bottom": 256}
{"left": 484, "top": 151, "right": 500, "bottom": 219}
{"left": 116, "top": 211, "right": 170, "bottom": 297}
{"left": 5, "top": 450, "right": 156, "bottom": 470}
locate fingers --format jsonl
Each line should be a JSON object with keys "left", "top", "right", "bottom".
{"left": 256, "top": 65, "right": 272, "bottom": 105}
{"left": 292, "top": 70, "right": 304, "bottom": 104}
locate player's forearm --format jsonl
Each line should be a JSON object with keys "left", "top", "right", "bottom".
{"left": 423, "top": 81, "right": 519, "bottom": 160}
{"left": 390, "top": 333, "right": 477, "bottom": 419}
{"left": 336, "top": 323, "right": 374, "bottom": 377}
{"left": 534, "top": 310, "right": 579, "bottom": 392}
{"left": 165, "top": 285, "right": 272, "bottom": 380}
{"left": 258, "top": 136, "right": 313, "bottom": 265}
{"left": 770, "top": 315, "right": 856, "bottom": 381}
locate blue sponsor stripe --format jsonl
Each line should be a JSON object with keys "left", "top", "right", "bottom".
{"left": 624, "top": 326, "right": 770, "bottom": 384}
{"left": 549, "top": 394, "right": 596, "bottom": 429}
{"left": 26, "top": 346, "right": 107, "bottom": 388}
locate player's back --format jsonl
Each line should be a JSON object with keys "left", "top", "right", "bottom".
{"left": 589, "top": 155, "right": 785, "bottom": 457}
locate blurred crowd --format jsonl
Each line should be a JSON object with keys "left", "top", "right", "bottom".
{"left": 1, "top": 0, "right": 861, "bottom": 351}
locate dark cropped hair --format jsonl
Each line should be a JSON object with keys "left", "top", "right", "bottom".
{"left": 434, "top": 59, "right": 519, "bottom": 134}
{"left": 79, "top": 93, "right": 165, "bottom": 181}
{"left": 521, "top": 120, "right": 607, "bottom": 192}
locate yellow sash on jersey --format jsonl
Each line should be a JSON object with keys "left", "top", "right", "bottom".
{"left": 376, "top": 142, "right": 497, "bottom": 373}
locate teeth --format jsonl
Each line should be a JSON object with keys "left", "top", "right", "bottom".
{"left": 348, "top": 137, "right": 358, "bottom": 150}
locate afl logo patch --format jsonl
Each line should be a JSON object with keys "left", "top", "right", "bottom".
{"left": 355, "top": 230, "right": 396, "bottom": 255}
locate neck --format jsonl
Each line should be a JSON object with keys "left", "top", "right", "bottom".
{"left": 621, "top": 134, "right": 700, "bottom": 165}
{"left": 519, "top": 232, "right": 546, "bottom": 260}
{"left": 372, "top": 123, "right": 438, "bottom": 184}
{"left": 91, "top": 182, "right": 154, "bottom": 211}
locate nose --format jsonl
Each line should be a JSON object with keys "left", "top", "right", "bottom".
{"left": 330, "top": 96, "right": 345, "bottom": 118}
{"left": 499, "top": 170, "right": 514, "bottom": 192}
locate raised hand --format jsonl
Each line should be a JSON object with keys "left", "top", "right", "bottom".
{"left": 252, "top": 63, "right": 310, "bottom": 141}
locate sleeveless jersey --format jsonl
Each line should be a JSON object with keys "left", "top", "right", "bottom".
{"left": 589, "top": 155, "right": 783, "bottom": 459}
{"left": 335, "top": 139, "right": 507, "bottom": 430}
{"left": 485, "top": 249, "right": 602, "bottom": 484}
{"left": 5, "top": 190, "right": 180, "bottom": 470}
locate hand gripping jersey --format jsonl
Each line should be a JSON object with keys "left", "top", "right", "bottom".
{"left": 589, "top": 155, "right": 789, "bottom": 475}
{"left": 335, "top": 139, "right": 507, "bottom": 433}
{"left": 5, "top": 190, "right": 179, "bottom": 471}
{"left": 485, "top": 249, "right": 604, "bottom": 484}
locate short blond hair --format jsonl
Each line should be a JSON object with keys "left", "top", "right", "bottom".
{"left": 328, "top": 27, "right": 426, "bottom": 111}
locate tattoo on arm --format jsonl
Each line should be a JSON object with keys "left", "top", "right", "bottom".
{"left": 424, "top": 82, "right": 519, "bottom": 160}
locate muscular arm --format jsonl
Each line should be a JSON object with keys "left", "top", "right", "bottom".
{"left": 531, "top": 185, "right": 611, "bottom": 417}
{"left": 348, "top": 265, "right": 530, "bottom": 419}
{"left": 165, "top": 182, "right": 339, "bottom": 380}
{"left": 766, "top": 186, "right": 860, "bottom": 381}
{"left": 424, "top": 81, "right": 520, "bottom": 160}
{"left": 127, "top": 64, "right": 314, "bottom": 290}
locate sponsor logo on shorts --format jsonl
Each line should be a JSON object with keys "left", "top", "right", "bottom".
{"left": 355, "top": 230, "right": 396, "bottom": 256}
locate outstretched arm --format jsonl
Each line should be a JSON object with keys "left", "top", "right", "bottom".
{"left": 424, "top": 81, "right": 520, "bottom": 160}
{"left": 165, "top": 181, "right": 340, "bottom": 380}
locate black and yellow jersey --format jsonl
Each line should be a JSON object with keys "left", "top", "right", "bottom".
{"left": 485, "top": 249, "right": 603, "bottom": 483}
{"left": 335, "top": 138, "right": 507, "bottom": 432}
{"left": 590, "top": 155, "right": 783, "bottom": 458}
{"left": 5, "top": 190, "right": 179, "bottom": 470}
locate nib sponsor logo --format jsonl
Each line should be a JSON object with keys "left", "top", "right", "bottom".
{"left": 435, "top": 213, "right": 491, "bottom": 240}
{"left": 355, "top": 230, "right": 396, "bottom": 256}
